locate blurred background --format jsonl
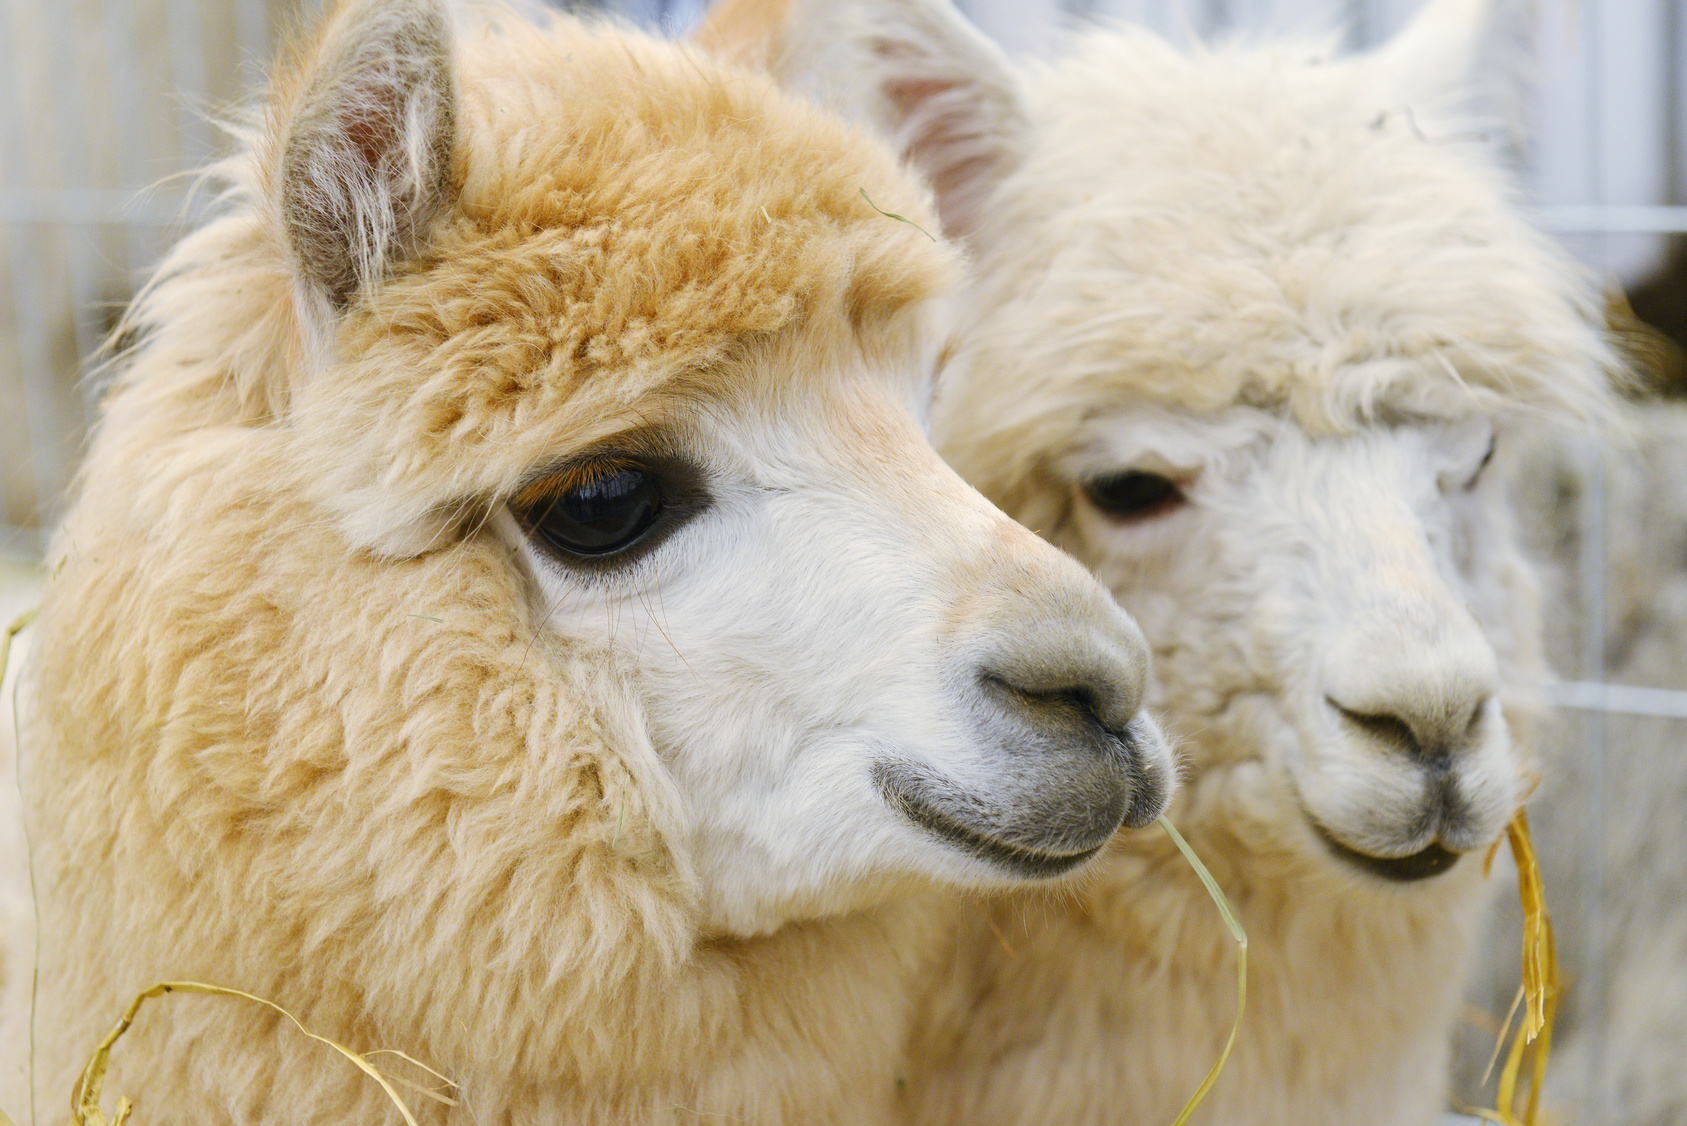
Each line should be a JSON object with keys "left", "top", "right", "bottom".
{"left": 2, "top": 0, "right": 1683, "bottom": 1122}
{"left": 4, "top": 0, "right": 1682, "bottom": 549}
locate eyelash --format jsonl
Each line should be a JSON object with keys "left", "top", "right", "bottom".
{"left": 1080, "top": 470, "right": 1188, "bottom": 522}
{"left": 511, "top": 453, "right": 711, "bottom": 573}
{"left": 1465, "top": 436, "right": 1497, "bottom": 490}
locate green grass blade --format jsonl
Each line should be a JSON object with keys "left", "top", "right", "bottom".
{"left": 1160, "top": 815, "right": 1248, "bottom": 1126}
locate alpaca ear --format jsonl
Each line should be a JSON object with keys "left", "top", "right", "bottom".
{"left": 695, "top": 0, "right": 1029, "bottom": 239}
{"left": 1368, "top": 0, "right": 1537, "bottom": 158}
{"left": 276, "top": 0, "right": 457, "bottom": 316}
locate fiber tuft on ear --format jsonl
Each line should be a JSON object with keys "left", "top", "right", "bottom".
{"left": 696, "top": 0, "right": 1029, "bottom": 240}
{"left": 277, "top": 0, "right": 457, "bottom": 312}
{"left": 1369, "top": 0, "right": 1538, "bottom": 160}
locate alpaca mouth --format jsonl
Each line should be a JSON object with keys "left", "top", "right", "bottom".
{"left": 873, "top": 761, "right": 1115, "bottom": 879}
{"left": 1311, "top": 820, "right": 1462, "bottom": 883}
{"left": 900, "top": 795, "right": 1108, "bottom": 878}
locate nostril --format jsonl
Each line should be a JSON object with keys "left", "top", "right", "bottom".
{"left": 963, "top": 574, "right": 1151, "bottom": 737}
{"left": 1039, "top": 685, "right": 1106, "bottom": 730}
{"left": 1327, "top": 695, "right": 1490, "bottom": 763}
{"left": 1464, "top": 700, "right": 1488, "bottom": 740}
{"left": 1329, "top": 699, "right": 1421, "bottom": 755}
{"left": 984, "top": 675, "right": 1120, "bottom": 738}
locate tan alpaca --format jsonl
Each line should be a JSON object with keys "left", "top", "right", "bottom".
{"left": 3, "top": 0, "right": 1178, "bottom": 1119}
{"left": 701, "top": 0, "right": 1623, "bottom": 1122}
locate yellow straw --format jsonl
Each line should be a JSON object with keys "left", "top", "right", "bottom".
{"left": 1159, "top": 815, "right": 1247, "bottom": 1126}
{"left": 71, "top": 982, "right": 455, "bottom": 1126}
{"left": 6, "top": 611, "right": 454, "bottom": 1126}
{"left": 1472, "top": 809, "right": 1559, "bottom": 1126}
{"left": 4, "top": 604, "right": 39, "bottom": 1126}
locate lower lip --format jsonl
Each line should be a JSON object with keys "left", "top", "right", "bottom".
{"left": 1311, "top": 821, "right": 1462, "bottom": 882}
{"left": 915, "top": 802, "right": 1109, "bottom": 878}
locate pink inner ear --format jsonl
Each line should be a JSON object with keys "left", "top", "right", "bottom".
{"left": 882, "top": 73, "right": 1008, "bottom": 240}
{"left": 278, "top": 3, "right": 456, "bottom": 312}
{"left": 871, "top": 33, "right": 956, "bottom": 122}
{"left": 856, "top": 16, "right": 1024, "bottom": 242}
{"left": 338, "top": 96, "right": 403, "bottom": 180}
{"left": 885, "top": 76, "right": 953, "bottom": 119}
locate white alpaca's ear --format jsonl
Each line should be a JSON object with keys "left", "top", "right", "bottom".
{"left": 1368, "top": 0, "right": 1537, "bottom": 157}
{"left": 696, "top": 0, "right": 1029, "bottom": 239}
{"left": 276, "top": 0, "right": 457, "bottom": 316}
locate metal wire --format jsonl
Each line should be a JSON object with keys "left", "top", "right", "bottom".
{"left": 0, "top": 29, "right": 1678, "bottom": 649}
{"left": 1535, "top": 203, "right": 1687, "bottom": 232}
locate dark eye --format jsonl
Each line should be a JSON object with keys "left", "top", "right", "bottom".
{"left": 1465, "top": 435, "right": 1497, "bottom": 490}
{"left": 1081, "top": 470, "right": 1186, "bottom": 521}
{"left": 516, "top": 464, "right": 663, "bottom": 557}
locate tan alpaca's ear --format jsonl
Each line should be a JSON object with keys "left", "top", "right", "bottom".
{"left": 696, "top": 0, "right": 1029, "bottom": 239}
{"left": 274, "top": 0, "right": 457, "bottom": 315}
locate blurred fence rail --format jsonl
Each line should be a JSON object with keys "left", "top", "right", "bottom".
{"left": 4, "top": 0, "right": 1682, "bottom": 550}
{"left": 1, "top": 0, "right": 292, "bottom": 552}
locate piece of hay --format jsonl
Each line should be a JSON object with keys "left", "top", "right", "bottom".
{"left": 1471, "top": 809, "right": 1558, "bottom": 1126}
{"left": 1, "top": 606, "right": 33, "bottom": 678}
{"left": 71, "top": 981, "right": 456, "bottom": 1126}
{"left": 5, "top": 606, "right": 38, "bottom": 1126}
{"left": 1158, "top": 815, "right": 1247, "bottom": 1126}
{"left": 6, "top": 607, "right": 455, "bottom": 1125}
{"left": 859, "top": 188, "right": 938, "bottom": 242}
{"left": 14, "top": 609, "right": 1240, "bottom": 1126}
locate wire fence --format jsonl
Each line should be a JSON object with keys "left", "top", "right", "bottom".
{"left": 3, "top": 0, "right": 1682, "bottom": 536}
{"left": 2, "top": 1, "right": 1683, "bottom": 1122}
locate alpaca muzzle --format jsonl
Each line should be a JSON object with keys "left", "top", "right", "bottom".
{"left": 873, "top": 705, "right": 1171, "bottom": 879}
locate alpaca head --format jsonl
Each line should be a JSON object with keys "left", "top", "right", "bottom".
{"left": 703, "top": 0, "right": 1619, "bottom": 883}
{"left": 137, "top": 0, "right": 1177, "bottom": 941}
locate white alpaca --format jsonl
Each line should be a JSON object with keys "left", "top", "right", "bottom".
{"left": 2, "top": 0, "right": 1175, "bottom": 1119}
{"left": 700, "top": 0, "right": 1620, "bottom": 1121}
{"left": 1464, "top": 405, "right": 1687, "bottom": 1126}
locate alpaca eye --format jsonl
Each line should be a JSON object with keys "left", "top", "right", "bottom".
{"left": 1438, "top": 431, "right": 1498, "bottom": 494}
{"left": 1464, "top": 434, "right": 1497, "bottom": 491}
{"left": 517, "top": 465, "right": 663, "bottom": 557}
{"left": 1082, "top": 471, "right": 1186, "bottom": 521}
